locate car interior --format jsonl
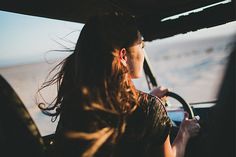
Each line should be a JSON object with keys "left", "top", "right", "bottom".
{"left": 0, "top": 0, "right": 235, "bottom": 157}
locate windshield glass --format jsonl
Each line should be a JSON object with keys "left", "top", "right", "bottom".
{"left": 133, "top": 22, "right": 236, "bottom": 104}
{"left": 0, "top": 10, "right": 235, "bottom": 136}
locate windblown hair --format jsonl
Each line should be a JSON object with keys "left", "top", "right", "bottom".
{"left": 38, "top": 13, "right": 142, "bottom": 157}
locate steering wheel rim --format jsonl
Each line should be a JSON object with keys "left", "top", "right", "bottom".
{"left": 165, "top": 91, "right": 195, "bottom": 119}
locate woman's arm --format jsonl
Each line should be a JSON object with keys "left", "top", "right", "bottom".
{"left": 148, "top": 88, "right": 200, "bottom": 157}
{"left": 163, "top": 112, "right": 200, "bottom": 157}
{"left": 163, "top": 133, "right": 188, "bottom": 157}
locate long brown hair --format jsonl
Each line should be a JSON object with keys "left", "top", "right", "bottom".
{"left": 38, "top": 13, "right": 142, "bottom": 156}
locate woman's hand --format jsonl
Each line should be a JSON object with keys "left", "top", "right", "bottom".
{"left": 179, "top": 112, "right": 201, "bottom": 140}
{"left": 149, "top": 86, "right": 169, "bottom": 104}
{"left": 167, "top": 112, "right": 201, "bottom": 157}
{"left": 149, "top": 86, "right": 169, "bottom": 98}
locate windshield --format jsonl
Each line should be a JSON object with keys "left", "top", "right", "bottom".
{"left": 133, "top": 22, "right": 236, "bottom": 104}
{"left": 0, "top": 10, "right": 235, "bottom": 136}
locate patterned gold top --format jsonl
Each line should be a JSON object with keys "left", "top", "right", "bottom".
{"left": 55, "top": 91, "right": 172, "bottom": 157}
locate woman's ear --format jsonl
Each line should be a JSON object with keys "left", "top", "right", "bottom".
{"left": 119, "top": 48, "right": 127, "bottom": 67}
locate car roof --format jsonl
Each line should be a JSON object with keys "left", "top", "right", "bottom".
{"left": 0, "top": 0, "right": 235, "bottom": 40}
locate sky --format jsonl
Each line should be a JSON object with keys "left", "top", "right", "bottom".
{"left": 0, "top": 10, "right": 83, "bottom": 67}
{"left": 0, "top": 10, "right": 235, "bottom": 68}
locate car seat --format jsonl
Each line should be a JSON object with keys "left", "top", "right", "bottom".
{"left": 0, "top": 74, "right": 46, "bottom": 157}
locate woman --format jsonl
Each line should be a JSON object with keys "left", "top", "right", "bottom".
{"left": 38, "top": 13, "right": 200, "bottom": 157}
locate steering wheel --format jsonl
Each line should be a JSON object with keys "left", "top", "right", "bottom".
{"left": 165, "top": 91, "right": 196, "bottom": 143}
{"left": 165, "top": 91, "right": 195, "bottom": 119}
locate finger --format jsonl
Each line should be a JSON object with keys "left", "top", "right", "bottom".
{"left": 190, "top": 127, "right": 200, "bottom": 137}
{"left": 184, "top": 112, "right": 189, "bottom": 120}
{"left": 192, "top": 128, "right": 200, "bottom": 133}
{"left": 192, "top": 124, "right": 200, "bottom": 130}
{"left": 195, "top": 123, "right": 201, "bottom": 129}
{"left": 160, "top": 86, "right": 169, "bottom": 93}
{"left": 189, "top": 119, "right": 200, "bottom": 126}
{"left": 191, "top": 118, "right": 198, "bottom": 123}
{"left": 194, "top": 115, "right": 200, "bottom": 121}
{"left": 191, "top": 131, "right": 200, "bottom": 137}
{"left": 191, "top": 123, "right": 201, "bottom": 133}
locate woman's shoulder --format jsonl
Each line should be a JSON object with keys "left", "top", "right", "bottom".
{"left": 138, "top": 91, "right": 172, "bottom": 142}
{"left": 138, "top": 90, "right": 157, "bottom": 102}
{"left": 137, "top": 91, "right": 167, "bottom": 115}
